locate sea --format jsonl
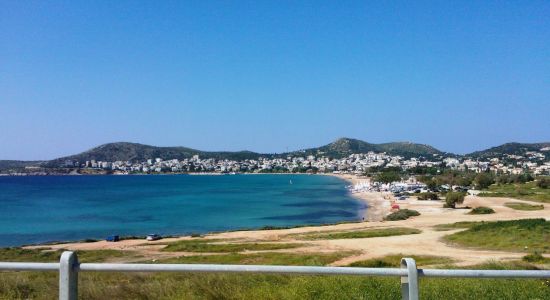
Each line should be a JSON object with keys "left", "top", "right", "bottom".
{"left": 0, "top": 174, "right": 365, "bottom": 247}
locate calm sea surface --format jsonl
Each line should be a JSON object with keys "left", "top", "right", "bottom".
{"left": 0, "top": 174, "right": 364, "bottom": 247}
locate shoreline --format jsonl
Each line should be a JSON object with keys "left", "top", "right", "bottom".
{"left": 329, "top": 173, "right": 391, "bottom": 221}
{"left": 15, "top": 173, "right": 390, "bottom": 248}
{"left": 25, "top": 194, "right": 550, "bottom": 266}
{"left": 11, "top": 173, "right": 550, "bottom": 266}
{"left": 3, "top": 173, "right": 369, "bottom": 248}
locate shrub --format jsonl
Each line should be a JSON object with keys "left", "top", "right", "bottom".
{"left": 522, "top": 252, "right": 547, "bottom": 263}
{"left": 537, "top": 177, "right": 549, "bottom": 189}
{"left": 469, "top": 207, "right": 495, "bottom": 215}
{"left": 417, "top": 192, "right": 439, "bottom": 200}
{"left": 474, "top": 173, "right": 495, "bottom": 189}
{"left": 384, "top": 209, "right": 420, "bottom": 221}
{"left": 444, "top": 192, "right": 466, "bottom": 208}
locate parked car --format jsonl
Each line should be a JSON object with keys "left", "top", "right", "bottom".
{"left": 146, "top": 234, "right": 162, "bottom": 241}
{"left": 106, "top": 235, "right": 120, "bottom": 242}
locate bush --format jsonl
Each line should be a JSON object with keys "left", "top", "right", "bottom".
{"left": 384, "top": 209, "right": 420, "bottom": 221}
{"left": 444, "top": 192, "right": 466, "bottom": 208}
{"left": 537, "top": 177, "right": 549, "bottom": 189}
{"left": 522, "top": 252, "right": 547, "bottom": 263}
{"left": 469, "top": 207, "right": 495, "bottom": 215}
{"left": 474, "top": 173, "right": 495, "bottom": 189}
{"left": 417, "top": 192, "right": 439, "bottom": 200}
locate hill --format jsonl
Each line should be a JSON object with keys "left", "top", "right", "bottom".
{"left": 45, "top": 142, "right": 262, "bottom": 167}
{"left": 467, "top": 142, "right": 550, "bottom": 159}
{"left": 43, "top": 138, "right": 445, "bottom": 167}
{"left": 286, "top": 138, "right": 444, "bottom": 159}
{"left": 15, "top": 139, "right": 550, "bottom": 169}
{"left": 0, "top": 160, "right": 44, "bottom": 171}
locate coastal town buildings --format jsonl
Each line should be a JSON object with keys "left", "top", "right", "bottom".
{"left": 36, "top": 148, "right": 550, "bottom": 176}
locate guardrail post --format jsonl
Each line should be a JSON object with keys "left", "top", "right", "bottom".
{"left": 59, "top": 251, "right": 78, "bottom": 300}
{"left": 400, "top": 258, "right": 419, "bottom": 300}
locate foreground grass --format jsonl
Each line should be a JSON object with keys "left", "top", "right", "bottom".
{"left": 445, "top": 219, "right": 550, "bottom": 253}
{"left": 505, "top": 202, "right": 545, "bottom": 211}
{"left": 1, "top": 250, "right": 549, "bottom": 299}
{"left": 1, "top": 268, "right": 549, "bottom": 299}
{"left": 478, "top": 181, "right": 550, "bottom": 203}
{"left": 348, "top": 254, "right": 454, "bottom": 268}
{"left": 293, "top": 227, "right": 421, "bottom": 240}
{"left": 162, "top": 240, "right": 304, "bottom": 253}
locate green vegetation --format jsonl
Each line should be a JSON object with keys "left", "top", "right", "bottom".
{"left": 496, "top": 173, "right": 535, "bottom": 185}
{"left": 0, "top": 248, "right": 130, "bottom": 263}
{"left": 468, "top": 206, "right": 495, "bottom": 215}
{"left": 294, "top": 227, "right": 421, "bottom": 240}
{"left": 478, "top": 179, "right": 550, "bottom": 203}
{"left": 433, "top": 221, "right": 482, "bottom": 231}
{"left": 474, "top": 172, "right": 495, "bottom": 189}
{"left": 444, "top": 192, "right": 466, "bottom": 208}
{"left": 161, "top": 239, "right": 303, "bottom": 253}
{"left": 1, "top": 267, "right": 548, "bottom": 299}
{"left": 465, "top": 260, "right": 542, "bottom": 270}
{"left": 1, "top": 249, "right": 549, "bottom": 299}
{"left": 348, "top": 254, "right": 454, "bottom": 268}
{"left": 505, "top": 202, "right": 544, "bottom": 211}
{"left": 522, "top": 252, "right": 550, "bottom": 264}
{"left": 416, "top": 192, "right": 439, "bottom": 200}
{"left": 374, "top": 171, "right": 401, "bottom": 184}
{"left": 537, "top": 177, "right": 550, "bottom": 189}
{"left": 158, "top": 252, "right": 352, "bottom": 266}
{"left": 384, "top": 209, "right": 420, "bottom": 221}
{"left": 445, "top": 219, "right": 550, "bottom": 253}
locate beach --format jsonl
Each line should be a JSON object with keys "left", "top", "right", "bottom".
{"left": 329, "top": 173, "right": 392, "bottom": 221}
{"left": 27, "top": 174, "right": 550, "bottom": 266}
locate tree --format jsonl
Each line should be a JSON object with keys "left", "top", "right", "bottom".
{"left": 445, "top": 192, "right": 466, "bottom": 209}
{"left": 375, "top": 171, "right": 401, "bottom": 184}
{"left": 474, "top": 173, "right": 495, "bottom": 190}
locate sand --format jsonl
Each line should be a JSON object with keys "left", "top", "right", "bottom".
{"left": 27, "top": 174, "right": 550, "bottom": 266}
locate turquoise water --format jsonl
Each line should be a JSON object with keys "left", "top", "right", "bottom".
{"left": 0, "top": 174, "right": 364, "bottom": 247}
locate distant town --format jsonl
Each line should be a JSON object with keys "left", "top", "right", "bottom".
{"left": 5, "top": 146, "right": 549, "bottom": 177}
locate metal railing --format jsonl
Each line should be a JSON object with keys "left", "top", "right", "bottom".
{"left": 1, "top": 251, "right": 549, "bottom": 300}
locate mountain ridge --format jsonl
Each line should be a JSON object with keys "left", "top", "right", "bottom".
{"left": 2, "top": 138, "right": 550, "bottom": 169}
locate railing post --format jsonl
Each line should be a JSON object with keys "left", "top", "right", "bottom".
{"left": 59, "top": 251, "right": 78, "bottom": 300}
{"left": 401, "top": 258, "right": 419, "bottom": 300}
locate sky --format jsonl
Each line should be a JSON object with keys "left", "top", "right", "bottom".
{"left": 1, "top": 1, "right": 549, "bottom": 160}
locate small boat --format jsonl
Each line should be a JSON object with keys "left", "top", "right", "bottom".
{"left": 289, "top": 179, "right": 293, "bottom": 184}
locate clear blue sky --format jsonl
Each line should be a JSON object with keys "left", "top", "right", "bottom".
{"left": 1, "top": 1, "right": 549, "bottom": 160}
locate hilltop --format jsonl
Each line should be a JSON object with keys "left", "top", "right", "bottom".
{"left": 286, "top": 138, "right": 444, "bottom": 159}
{"left": 466, "top": 142, "right": 550, "bottom": 159}
{"left": 45, "top": 142, "right": 260, "bottom": 167}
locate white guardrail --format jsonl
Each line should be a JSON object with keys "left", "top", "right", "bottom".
{"left": 1, "top": 251, "right": 550, "bottom": 300}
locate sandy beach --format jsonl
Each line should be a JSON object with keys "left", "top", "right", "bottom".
{"left": 330, "top": 173, "right": 392, "bottom": 221}
{"left": 27, "top": 174, "right": 550, "bottom": 266}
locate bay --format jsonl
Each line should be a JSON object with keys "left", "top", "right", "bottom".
{"left": 0, "top": 174, "right": 364, "bottom": 247}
